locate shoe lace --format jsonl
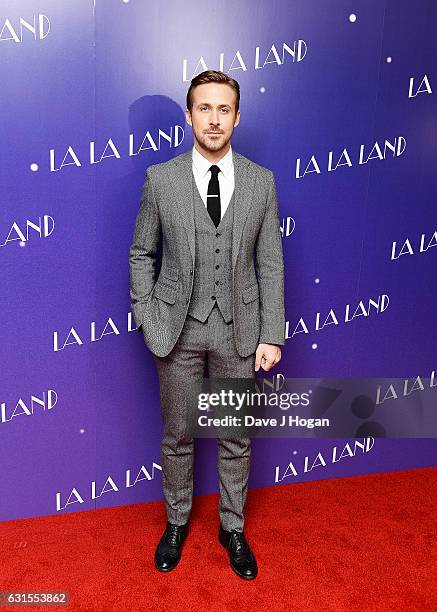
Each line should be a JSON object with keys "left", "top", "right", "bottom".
{"left": 166, "top": 524, "right": 181, "bottom": 547}
{"left": 229, "top": 530, "right": 250, "bottom": 556}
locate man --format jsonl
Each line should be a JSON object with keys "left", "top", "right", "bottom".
{"left": 129, "top": 70, "right": 285, "bottom": 580}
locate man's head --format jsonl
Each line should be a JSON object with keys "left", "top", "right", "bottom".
{"left": 185, "top": 70, "right": 240, "bottom": 157}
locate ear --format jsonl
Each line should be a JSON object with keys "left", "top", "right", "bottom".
{"left": 234, "top": 110, "right": 241, "bottom": 128}
{"left": 185, "top": 109, "right": 192, "bottom": 126}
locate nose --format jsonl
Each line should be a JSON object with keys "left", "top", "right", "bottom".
{"left": 210, "top": 109, "right": 220, "bottom": 125}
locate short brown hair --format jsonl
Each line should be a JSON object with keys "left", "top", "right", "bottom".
{"left": 186, "top": 70, "right": 240, "bottom": 114}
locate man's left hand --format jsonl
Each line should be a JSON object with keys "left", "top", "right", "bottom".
{"left": 254, "top": 343, "right": 281, "bottom": 372}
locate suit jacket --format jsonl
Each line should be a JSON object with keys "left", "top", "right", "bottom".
{"left": 129, "top": 148, "right": 285, "bottom": 358}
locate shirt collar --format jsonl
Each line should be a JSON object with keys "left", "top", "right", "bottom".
{"left": 192, "top": 143, "right": 233, "bottom": 178}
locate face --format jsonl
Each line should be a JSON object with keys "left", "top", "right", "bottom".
{"left": 185, "top": 82, "right": 240, "bottom": 155}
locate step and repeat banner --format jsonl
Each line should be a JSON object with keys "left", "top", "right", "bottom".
{"left": 1, "top": 0, "right": 436, "bottom": 522}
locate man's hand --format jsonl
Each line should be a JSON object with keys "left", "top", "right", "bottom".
{"left": 255, "top": 343, "right": 282, "bottom": 372}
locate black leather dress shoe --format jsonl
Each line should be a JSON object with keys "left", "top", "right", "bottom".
{"left": 154, "top": 521, "right": 189, "bottom": 572}
{"left": 219, "top": 524, "right": 258, "bottom": 579}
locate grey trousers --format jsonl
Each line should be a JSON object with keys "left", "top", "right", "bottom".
{"left": 152, "top": 302, "right": 256, "bottom": 531}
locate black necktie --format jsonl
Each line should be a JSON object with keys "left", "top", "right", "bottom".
{"left": 207, "top": 165, "right": 221, "bottom": 227}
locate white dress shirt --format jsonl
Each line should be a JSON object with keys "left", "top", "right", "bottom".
{"left": 192, "top": 144, "right": 235, "bottom": 220}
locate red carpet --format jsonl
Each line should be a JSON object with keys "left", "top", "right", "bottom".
{"left": 1, "top": 467, "right": 436, "bottom": 611}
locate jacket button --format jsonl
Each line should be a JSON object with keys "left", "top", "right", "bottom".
{"left": 215, "top": 248, "right": 220, "bottom": 253}
{"left": 211, "top": 295, "right": 216, "bottom": 300}
{"left": 216, "top": 232, "right": 221, "bottom": 237}
{"left": 189, "top": 268, "right": 193, "bottom": 275}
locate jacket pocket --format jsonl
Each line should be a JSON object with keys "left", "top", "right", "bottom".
{"left": 154, "top": 282, "right": 176, "bottom": 304}
{"left": 242, "top": 283, "right": 259, "bottom": 304}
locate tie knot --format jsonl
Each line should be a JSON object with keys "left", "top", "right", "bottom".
{"left": 209, "top": 164, "right": 220, "bottom": 176}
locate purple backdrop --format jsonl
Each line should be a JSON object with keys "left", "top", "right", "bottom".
{"left": 1, "top": 0, "right": 436, "bottom": 522}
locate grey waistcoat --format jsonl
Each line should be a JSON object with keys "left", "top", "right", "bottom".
{"left": 187, "top": 173, "right": 235, "bottom": 323}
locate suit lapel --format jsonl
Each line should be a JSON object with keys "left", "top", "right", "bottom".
{"left": 170, "top": 148, "right": 257, "bottom": 269}
{"left": 231, "top": 150, "right": 257, "bottom": 269}
{"left": 170, "top": 151, "right": 196, "bottom": 263}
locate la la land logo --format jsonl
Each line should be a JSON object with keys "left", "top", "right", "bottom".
{"left": 56, "top": 464, "right": 162, "bottom": 512}
{"left": 1, "top": 390, "right": 58, "bottom": 424}
{"left": 280, "top": 216, "right": 295, "bottom": 238}
{"left": 391, "top": 228, "right": 437, "bottom": 260}
{"left": 376, "top": 371, "right": 437, "bottom": 405}
{"left": 408, "top": 74, "right": 432, "bottom": 98}
{"left": 182, "top": 39, "right": 307, "bottom": 80}
{"left": 0, "top": 215, "right": 54, "bottom": 248}
{"left": 0, "top": 14, "right": 50, "bottom": 42}
{"left": 296, "top": 136, "right": 406, "bottom": 179}
{"left": 53, "top": 313, "right": 139, "bottom": 351}
{"left": 49, "top": 125, "right": 184, "bottom": 172}
{"left": 285, "top": 293, "right": 389, "bottom": 339}
{"left": 275, "top": 438, "right": 374, "bottom": 482}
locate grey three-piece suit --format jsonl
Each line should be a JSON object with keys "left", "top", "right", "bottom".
{"left": 129, "top": 147, "right": 285, "bottom": 531}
